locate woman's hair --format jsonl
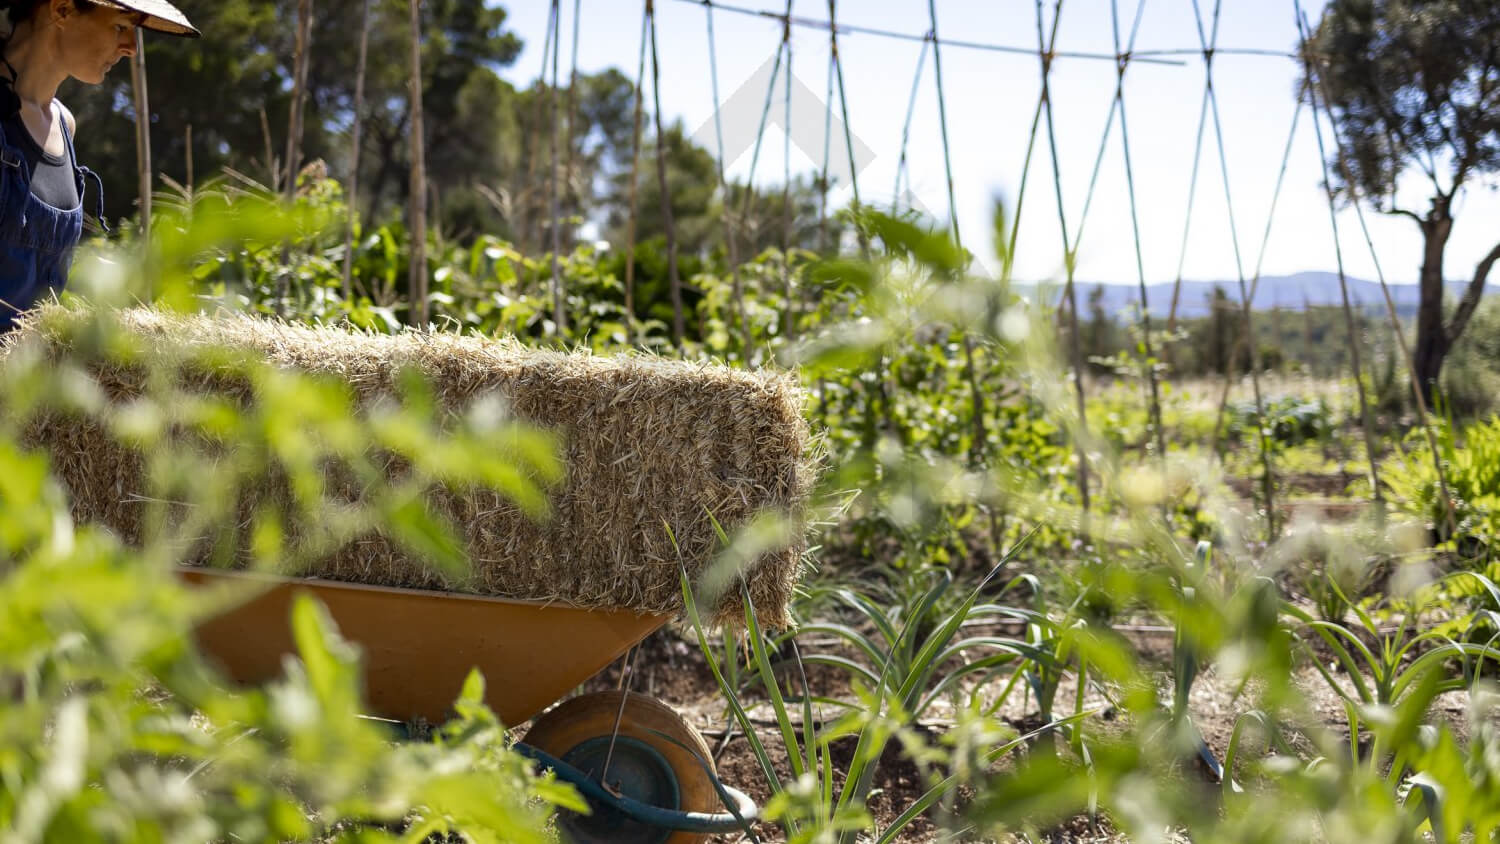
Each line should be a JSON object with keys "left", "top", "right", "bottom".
{"left": 2, "top": 0, "right": 101, "bottom": 31}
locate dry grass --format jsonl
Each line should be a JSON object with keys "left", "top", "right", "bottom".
{"left": 5, "top": 304, "right": 815, "bottom": 627}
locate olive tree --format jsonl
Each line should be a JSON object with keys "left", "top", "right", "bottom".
{"left": 1307, "top": 0, "right": 1500, "bottom": 402}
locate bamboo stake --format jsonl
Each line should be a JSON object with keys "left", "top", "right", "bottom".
{"left": 732, "top": 37, "right": 784, "bottom": 303}
{"left": 341, "top": 0, "right": 372, "bottom": 304}
{"left": 129, "top": 30, "right": 150, "bottom": 240}
{"left": 184, "top": 124, "right": 192, "bottom": 198}
{"left": 624, "top": 1, "right": 648, "bottom": 343}
{"left": 283, "top": 0, "right": 312, "bottom": 199}
{"left": 704, "top": 0, "right": 751, "bottom": 354}
{"left": 562, "top": 0, "right": 582, "bottom": 251}
{"left": 817, "top": 52, "right": 832, "bottom": 254}
{"left": 827, "top": 0, "right": 867, "bottom": 258}
{"left": 1035, "top": 0, "right": 1092, "bottom": 513}
{"left": 892, "top": 40, "right": 929, "bottom": 213}
{"left": 548, "top": 0, "right": 566, "bottom": 332}
{"left": 522, "top": 5, "right": 557, "bottom": 255}
{"left": 259, "top": 107, "right": 275, "bottom": 188}
{"left": 647, "top": 0, "right": 684, "bottom": 346}
{"left": 276, "top": 0, "right": 312, "bottom": 318}
{"left": 1206, "top": 77, "right": 1307, "bottom": 463}
{"left": 1107, "top": 0, "right": 1167, "bottom": 469}
{"left": 1302, "top": 84, "right": 1384, "bottom": 516}
{"left": 780, "top": 6, "right": 794, "bottom": 345}
{"left": 1295, "top": 5, "right": 1454, "bottom": 532}
{"left": 928, "top": 0, "right": 988, "bottom": 467}
{"left": 408, "top": 0, "right": 428, "bottom": 328}
{"left": 1189, "top": 0, "right": 1277, "bottom": 535}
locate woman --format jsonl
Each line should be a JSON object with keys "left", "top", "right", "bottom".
{"left": 0, "top": 0, "right": 196, "bottom": 329}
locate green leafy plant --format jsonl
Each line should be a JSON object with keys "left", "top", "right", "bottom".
{"left": 789, "top": 559, "right": 1057, "bottom": 726}
{"left": 1, "top": 201, "right": 580, "bottom": 841}
{"left": 1385, "top": 414, "right": 1500, "bottom": 555}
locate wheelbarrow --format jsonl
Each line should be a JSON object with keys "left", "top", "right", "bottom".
{"left": 179, "top": 568, "right": 757, "bottom": 843}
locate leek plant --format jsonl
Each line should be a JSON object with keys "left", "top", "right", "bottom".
{"left": 677, "top": 534, "right": 1073, "bottom": 844}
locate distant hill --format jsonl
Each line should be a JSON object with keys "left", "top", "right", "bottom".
{"left": 1030, "top": 273, "right": 1493, "bottom": 319}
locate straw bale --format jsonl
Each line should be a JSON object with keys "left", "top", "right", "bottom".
{"left": 4, "top": 304, "right": 814, "bottom": 627}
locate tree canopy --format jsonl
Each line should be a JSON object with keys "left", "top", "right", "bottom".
{"left": 1313, "top": 0, "right": 1500, "bottom": 208}
{"left": 1309, "top": 0, "right": 1500, "bottom": 398}
{"left": 65, "top": 0, "right": 826, "bottom": 269}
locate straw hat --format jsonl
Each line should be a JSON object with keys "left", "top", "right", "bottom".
{"left": 93, "top": 0, "right": 199, "bottom": 37}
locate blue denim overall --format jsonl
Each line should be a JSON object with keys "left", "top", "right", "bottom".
{"left": 0, "top": 104, "right": 102, "bottom": 332}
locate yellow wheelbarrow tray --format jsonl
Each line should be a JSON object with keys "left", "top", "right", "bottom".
{"left": 179, "top": 567, "right": 758, "bottom": 842}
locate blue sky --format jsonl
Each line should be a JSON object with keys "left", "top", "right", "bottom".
{"left": 497, "top": 1, "right": 1500, "bottom": 291}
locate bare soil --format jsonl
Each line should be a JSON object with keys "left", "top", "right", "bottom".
{"left": 535, "top": 613, "right": 1482, "bottom": 844}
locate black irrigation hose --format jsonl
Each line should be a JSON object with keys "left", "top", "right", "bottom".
{"left": 516, "top": 743, "right": 759, "bottom": 835}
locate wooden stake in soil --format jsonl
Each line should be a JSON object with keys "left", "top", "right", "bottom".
{"left": 624, "top": 1, "right": 648, "bottom": 343}
{"left": 647, "top": 1, "right": 685, "bottom": 347}
{"left": 129, "top": 30, "right": 150, "bottom": 240}
{"left": 1295, "top": 5, "right": 1453, "bottom": 529}
{"left": 275, "top": 0, "right": 313, "bottom": 319}
{"left": 283, "top": 0, "right": 312, "bottom": 199}
{"left": 729, "top": 34, "right": 786, "bottom": 349}
{"left": 816, "top": 52, "right": 833, "bottom": 255}
{"left": 827, "top": 0, "right": 868, "bottom": 258}
{"left": 184, "top": 124, "right": 193, "bottom": 198}
{"left": 562, "top": 0, "right": 582, "bottom": 253}
{"left": 258, "top": 107, "right": 275, "bottom": 189}
{"left": 547, "top": 0, "right": 567, "bottom": 333}
{"left": 341, "top": 0, "right": 373, "bottom": 304}
{"left": 1305, "top": 101, "right": 1385, "bottom": 514}
{"left": 1189, "top": 0, "right": 1277, "bottom": 536}
{"left": 407, "top": 0, "right": 428, "bottom": 328}
{"left": 780, "top": 6, "right": 795, "bottom": 346}
{"left": 703, "top": 0, "right": 750, "bottom": 354}
{"left": 521, "top": 8, "right": 556, "bottom": 256}
{"left": 928, "top": 0, "right": 989, "bottom": 467}
{"left": 1107, "top": 0, "right": 1168, "bottom": 473}
{"left": 1034, "top": 0, "right": 1092, "bottom": 512}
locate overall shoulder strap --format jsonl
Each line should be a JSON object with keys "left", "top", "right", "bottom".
{"left": 0, "top": 61, "right": 19, "bottom": 169}
{"left": 52, "top": 101, "right": 108, "bottom": 233}
{"left": 53, "top": 103, "right": 75, "bottom": 162}
{"left": 0, "top": 119, "right": 20, "bottom": 171}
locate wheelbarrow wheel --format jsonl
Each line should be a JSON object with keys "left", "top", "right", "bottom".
{"left": 523, "top": 690, "right": 718, "bottom": 844}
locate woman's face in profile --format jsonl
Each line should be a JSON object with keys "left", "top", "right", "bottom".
{"left": 58, "top": 4, "right": 139, "bottom": 85}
